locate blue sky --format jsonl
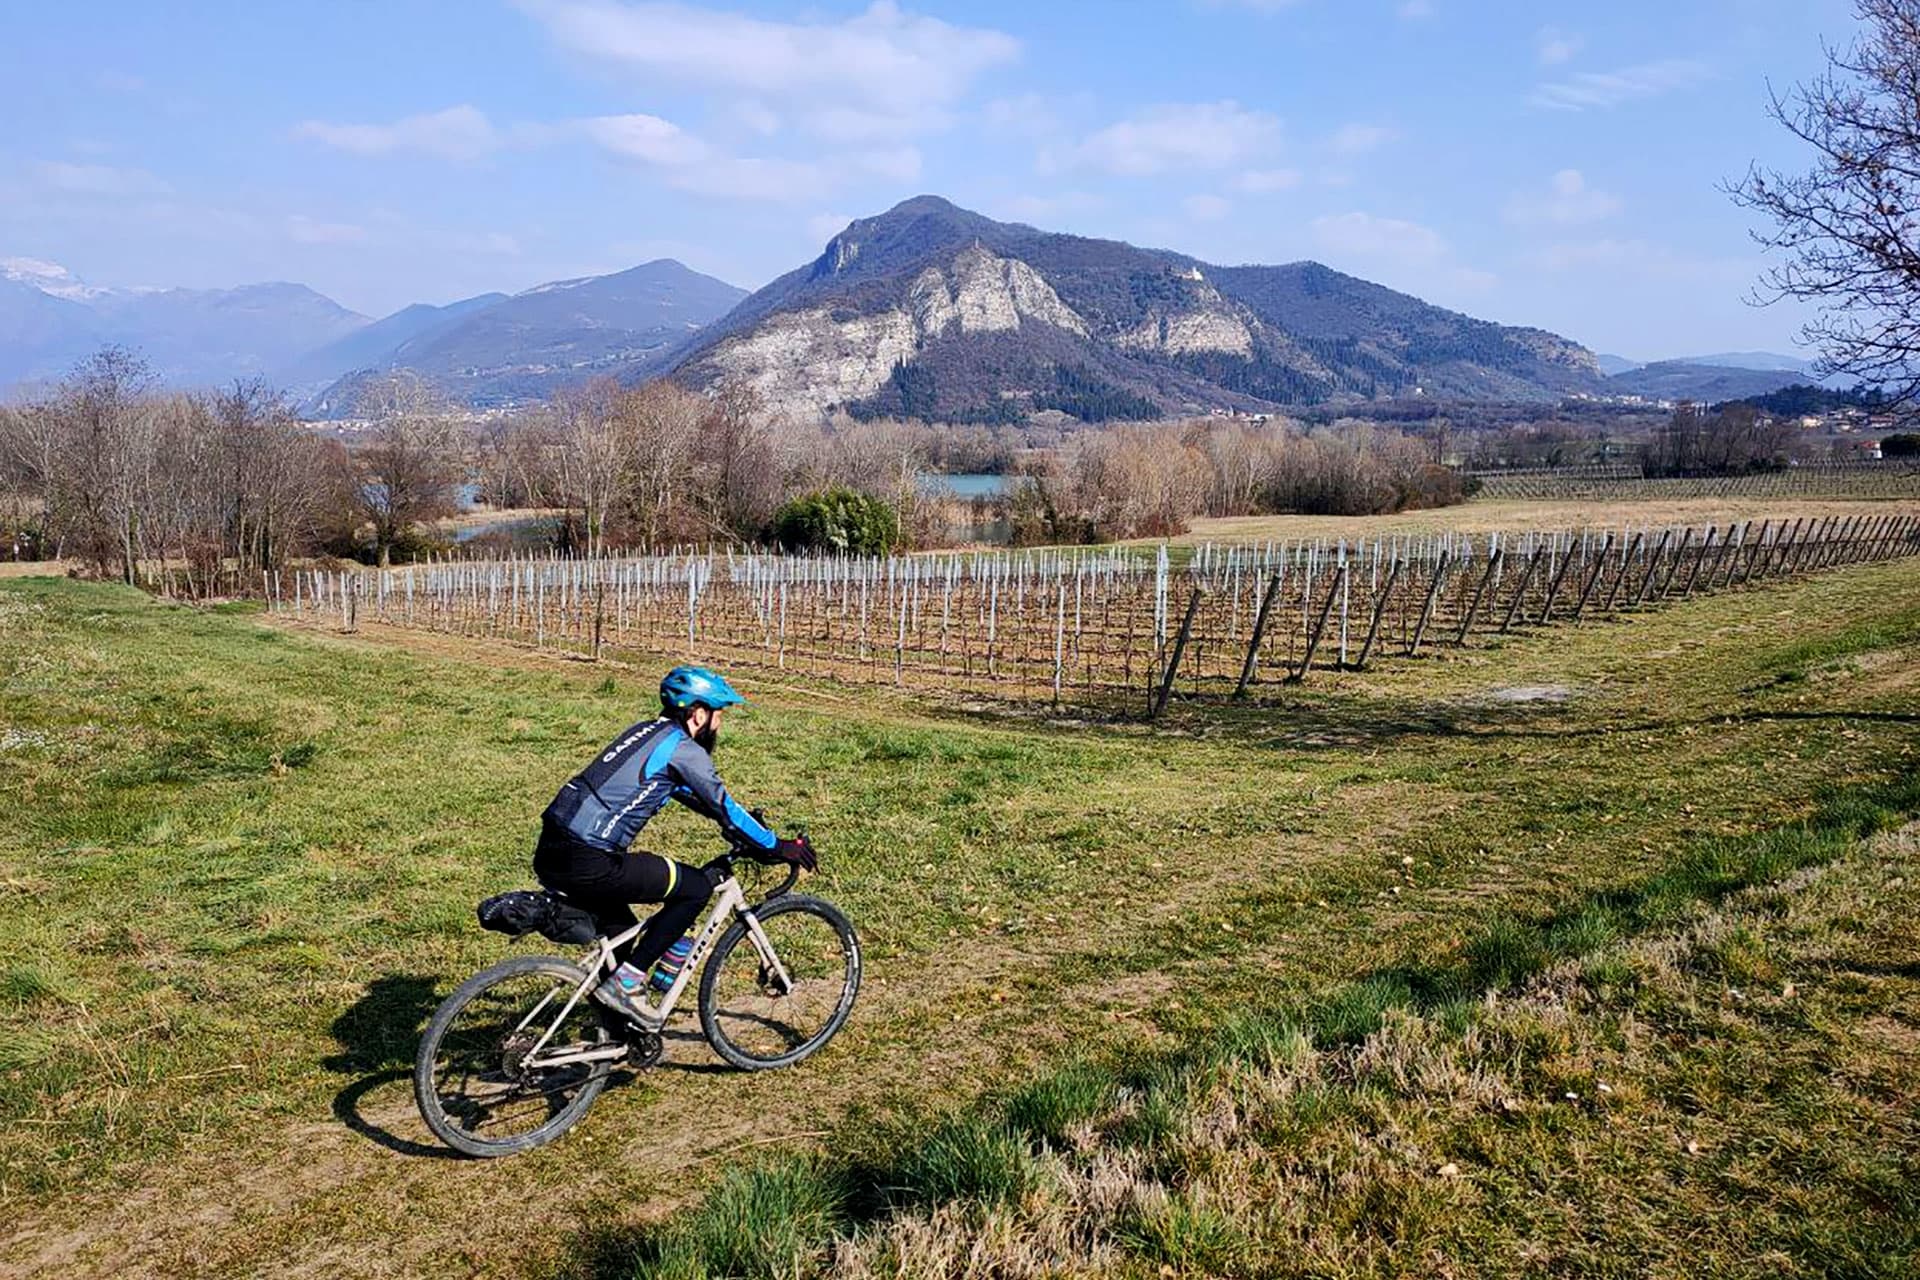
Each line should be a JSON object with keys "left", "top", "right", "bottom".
{"left": 0, "top": 0, "right": 1864, "bottom": 358}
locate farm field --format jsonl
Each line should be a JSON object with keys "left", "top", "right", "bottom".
{"left": 2, "top": 547, "right": 1918, "bottom": 1277}
{"left": 1164, "top": 495, "right": 1914, "bottom": 545}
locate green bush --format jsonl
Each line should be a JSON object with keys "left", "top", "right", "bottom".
{"left": 771, "top": 487, "right": 900, "bottom": 555}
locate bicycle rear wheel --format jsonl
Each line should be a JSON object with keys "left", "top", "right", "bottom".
{"left": 698, "top": 895, "right": 861, "bottom": 1071}
{"left": 414, "top": 955, "right": 614, "bottom": 1157}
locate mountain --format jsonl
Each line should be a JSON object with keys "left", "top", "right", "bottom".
{"left": 1605, "top": 360, "right": 1810, "bottom": 402}
{"left": 665, "top": 195, "right": 1603, "bottom": 421}
{"left": 0, "top": 275, "right": 104, "bottom": 390}
{"left": 275, "top": 292, "right": 508, "bottom": 394}
{"left": 94, "top": 283, "right": 369, "bottom": 386}
{"left": 1673, "top": 351, "right": 1814, "bottom": 374}
{"left": 308, "top": 260, "right": 746, "bottom": 414}
{"left": 1596, "top": 353, "right": 1643, "bottom": 376}
{"left": 2, "top": 256, "right": 112, "bottom": 302}
{"left": 0, "top": 258, "right": 370, "bottom": 393}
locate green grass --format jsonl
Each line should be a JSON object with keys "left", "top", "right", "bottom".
{"left": 1, "top": 557, "right": 1917, "bottom": 1276}
{"left": 586, "top": 785, "right": 1920, "bottom": 1278}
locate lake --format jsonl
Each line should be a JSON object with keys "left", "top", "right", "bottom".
{"left": 918, "top": 473, "right": 1025, "bottom": 498}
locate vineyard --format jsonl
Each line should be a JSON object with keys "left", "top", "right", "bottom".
{"left": 1468, "top": 461, "right": 1920, "bottom": 501}
{"left": 272, "top": 511, "right": 1920, "bottom": 711}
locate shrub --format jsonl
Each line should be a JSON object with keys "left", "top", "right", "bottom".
{"left": 771, "top": 487, "right": 900, "bottom": 555}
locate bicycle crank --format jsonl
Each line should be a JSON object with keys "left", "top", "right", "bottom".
{"left": 624, "top": 1030, "right": 663, "bottom": 1069}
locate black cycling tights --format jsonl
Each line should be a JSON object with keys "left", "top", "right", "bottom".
{"left": 533, "top": 827, "right": 712, "bottom": 972}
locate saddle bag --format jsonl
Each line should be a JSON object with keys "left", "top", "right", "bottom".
{"left": 476, "top": 888, "right": 600, "bottom": 946}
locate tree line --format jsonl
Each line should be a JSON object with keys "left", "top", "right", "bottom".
{"left": 0, "top": 347, "right": 1470, "bottom": 588}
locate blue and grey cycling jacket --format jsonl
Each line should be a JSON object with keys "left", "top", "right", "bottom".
{"left": 542, "top": 717, "right": 777, "bottom": 854}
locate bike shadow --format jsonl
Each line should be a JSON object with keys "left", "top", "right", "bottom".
{"left": 325, "top": 973, "right": 465, "bottom": 1159}
{"left": 654, "top": 1026, "right": 731, "bottom": 1076}
{"left": 327, "top": 974, "right": 724, "bottom": 1155}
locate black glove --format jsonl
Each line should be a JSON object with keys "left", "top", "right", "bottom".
{"left": 772, "top": 835, "right": 816, "bottom": 872}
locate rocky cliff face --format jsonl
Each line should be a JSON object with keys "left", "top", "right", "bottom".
{"left": 706, "top": 246, "right": 1093, "bottom": 416}
{"left": 1112, "top": 271, "right": 1254, "bottom": 358}
{"left": 1505, "top": 328, "right": 1604, "bottom": 379}
{"left": 669, "top": 196, "right": 1606, "bottom": 421}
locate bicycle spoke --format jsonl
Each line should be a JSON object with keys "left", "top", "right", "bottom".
{"left": 425, "top": 970, "right": 608, "bottom": 1146}
{"left": 707, "top": 905, "right": 853, "bottom": 1063}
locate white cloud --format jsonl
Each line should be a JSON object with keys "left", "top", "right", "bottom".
{"left": 1183, "top": 194, "right": 1232, "bottom": 221}
{"left": 1198, "top": 0, "right": 1306, "bottom": 11}
{"left": 34, "top": 161, "right": 170, "bottom": 195}
{"left": 1235, "top": 167, "right": 1303, "bottom": 193}
{"left": 1504, "top": 169, "right": 1622, "bottom": 227}
{"left": 1328, "top": 123, "right": 1396, "bottom": 156}
{"left": 807, "top": 212, "right": 856, "bottom": 245}
{"left": 991, "top": 191, "right": 1104, "bottom": 224}
{"left": 577, "top": 113, "right": 711, "bottom": 168}
{"left": 729, "top": 100, "right": 782, "bottom": 137}
{"left": 1530, "top": 59, "right": 1711, "bottom": 112}
{"left": 983, "top": 93, "right": 1075, "bottom": 138}
{"left": 1519, "top": 238, "right": 1750, "bottom": 282}
{"left": 1067, "top": 101, "right": 1281, "bottom": 176}
{"left": 847, "top": 146, "right": 922, "bottom": 182}
{"left": 285, "top": 215, "right": 367, "bottom": 245}
{"left": 1536, "top": 26, "right": 1582, "bottom": 66}
{"left": 579, "top": 113, "right": 829, "bottom": 200}
{"left": 294, "top": 105, "right": 499, "bottom": 161}
{"left": 518, "top": 0, "right": 1018, "bottom": 138}
{"left": 1314, "top": 211, "right": 1447, "bottom": 262}
{"left": 799, "top": 105, "right": 946, "bottom": 144}
{"left": 1312, "top": 211, "right": 1495, "bottom": 293}
{"left": 452, "top": 230, "right": 523, "bottom": 256}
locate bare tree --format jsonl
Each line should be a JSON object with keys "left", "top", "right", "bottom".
{"left": 614, "top": 380, "right": 704, "bottom": 547}
{"left": 0, "top": 401, "right": 59, "bottom": 560}
{"left": 33, "top": 347, "right": 159, "bottom": 582}
{"left": 351, "top": 374, "right": 463, "bottom": 567}
{"left": 693, "top": 382, "right": 781, "bottom": 541}
{"left": 545, "top": 379, "right": 626, "bottom": 557}
{"left": 1731, "top": 0, "right": 1920, "bottom": 405}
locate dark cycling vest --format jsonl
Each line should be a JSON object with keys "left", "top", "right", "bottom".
{"left": 542, "top": 717, "right": 776, "bottom": 854}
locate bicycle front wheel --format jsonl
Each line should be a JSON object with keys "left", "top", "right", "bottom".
{"left": 699, "top": 895, "right": 861, "bottom": 1070}
{"left": 414, "top": 955, "right": 614, "bottom": 1157}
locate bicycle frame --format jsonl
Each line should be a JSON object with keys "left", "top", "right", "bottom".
{"left": 514, "top": 867, "right": 794, "bottom": 1071}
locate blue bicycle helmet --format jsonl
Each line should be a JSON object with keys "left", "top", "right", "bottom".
{"left": 660, "top": 665, "right": 746, "bottom": 711}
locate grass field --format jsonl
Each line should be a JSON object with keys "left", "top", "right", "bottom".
{"left": 1161, "top": 496, "right": 1914, "bottom": 546}
{"left": 2, "top": 547, "right": 1917, "bottom": 1277}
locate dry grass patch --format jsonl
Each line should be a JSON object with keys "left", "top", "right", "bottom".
{"left": 1166, "top": 497, "right": 1917, "bottom": 546}
{"left": 588, "top": 787, "right": 1920, "bottom": 1279}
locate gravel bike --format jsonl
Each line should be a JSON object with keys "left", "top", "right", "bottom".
{"left": 414, "top": 835, "right": 860, "bottom": 1157}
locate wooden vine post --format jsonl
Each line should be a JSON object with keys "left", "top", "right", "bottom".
{"left": 1150, "top": 585, "right": 1206, "bottom": 719}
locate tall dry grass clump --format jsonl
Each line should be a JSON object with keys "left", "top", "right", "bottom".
{"left": 596, "top": 776, "right": 1920, "bottom": 1279}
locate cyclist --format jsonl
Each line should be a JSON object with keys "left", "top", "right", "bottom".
{"left": 536, "top": 665, "right": 814, "bottom": 1029}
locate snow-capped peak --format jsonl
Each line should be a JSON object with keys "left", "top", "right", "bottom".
{"left": 2, "top": 256, "right": 112, "bottom": 301}
{"left": 517, "top": 274, "right": 593, "bottom": 297}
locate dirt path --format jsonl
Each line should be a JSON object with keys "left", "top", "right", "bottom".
{"left": 0, "top": 619, "right": 1477, "bottom": 1280}
{"left": 8, "top": 566, "right": 1917, "bottom": 1280}
{"left": 2, "top": 795, "right": 1423, "bottom": 1280}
